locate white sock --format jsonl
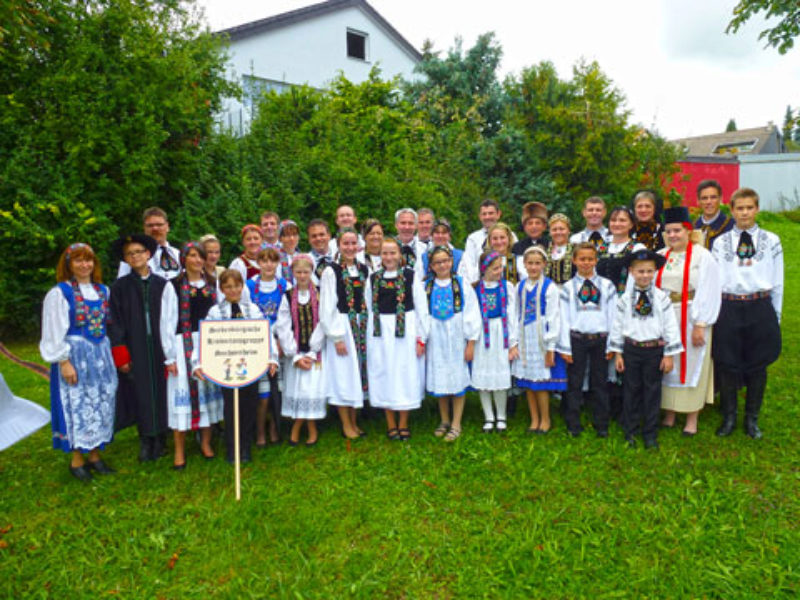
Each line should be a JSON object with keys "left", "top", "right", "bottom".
{"left": 494, "top": 390, "right": 508, "bottom": 422}
{"left": 479, "top": 391, "right": 495, "bottom": 422}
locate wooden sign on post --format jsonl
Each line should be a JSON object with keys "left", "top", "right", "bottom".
{"left": 199, "top": 319, "right": 271, "bottom": 500}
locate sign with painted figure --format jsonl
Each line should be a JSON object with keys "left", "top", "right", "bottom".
{"left": 198, "top": 319, "right": 271, "bottom": 388}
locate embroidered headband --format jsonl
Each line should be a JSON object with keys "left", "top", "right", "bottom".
{"left": 180, "top": 241, "right": 203, "bottom": 266}
{"left": 292, "top": 253, "right": 315, "bottom": 270}
{"left": 65, "top": 242, "right": 92, "bottom": 262}
{"left": 522, "top": 244, "right": 548, "bottom": 262}
{"left": 548, "top": 213, "right": 571, "bottom": 228}
{"left": 279, "top": 219, "right": 298, "bottom": 236}
{"left": 480, "top": 251, "right": 502, "bottom": 275}
{"left": 240, "top": 224, "right": 263, "bottom": 240}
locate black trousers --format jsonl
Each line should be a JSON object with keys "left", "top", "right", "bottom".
{"left": 622, "top": 343, "right": 663, "bottom": 441}
{"left": 268, "top": 372, "right": 283, "bottom": 438}
{"left": 565, "top": 333, "right": 609, "bottom": 434}
{"left": 223, "top": 382, "right": 258, "bottom": 461}
{"left": 718, "top": 367, "right": 767, "bottom": 417}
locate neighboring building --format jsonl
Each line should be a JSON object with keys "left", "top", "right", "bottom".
{"left": 215, "top": 0, "right": 422, "bottom": 132}
{"left": 672, "top": 123, "right": 785, "bottom": 158}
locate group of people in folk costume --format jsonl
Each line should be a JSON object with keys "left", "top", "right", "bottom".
{"left": 40, "top": 180, "right": 783, "bottom": 480}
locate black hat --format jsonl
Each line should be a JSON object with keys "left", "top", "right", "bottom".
{"left": 624, "top": 248, "right": 666, "bottom": 270}
{"left": 663, "top": 206, "right": 691, "bottom": 226}
{"left": 112, "top": 233, "right": 158, "bottom": 261}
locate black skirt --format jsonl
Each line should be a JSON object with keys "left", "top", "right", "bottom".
{"left": 713, "top": 296, "right": 781, "bottom": 373}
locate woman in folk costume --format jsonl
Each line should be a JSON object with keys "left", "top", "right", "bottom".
{"left": 40, "top": 243, "right": 118, "bottom": 481}
{"left": 657, "top": 207, "right": 721, "bottom": 436}
{"left": 365, "top": 237, "right": 429, "bottom": 440}
{"left": 320, "top": 228, "right": 369, "bottom": 439}
{"left": 631, "top": 190, "right": 665, "bottom": 252}
{"left": 274, "top": 255, "right": 327, "bottom": 446}
{"left": 487, "top": 222, "right": 521, "bottom": 285}
{"left": 160, "top": 242, "right": 223, "bottom": 469}
{"left": 424, "top": 245, "right": 481, "bottom": 442}
{"left": 229, "top": 224, "right": 266, "bottom": 281}
{"left": 545, "top": 213, "right": 576, "bottom": 287}
{"left": 513, "top": 245, "right": 565, "bottom": 434}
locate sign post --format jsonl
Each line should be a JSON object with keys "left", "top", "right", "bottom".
{"left": 198, "top": 319, "right": 271, "bottom": 500}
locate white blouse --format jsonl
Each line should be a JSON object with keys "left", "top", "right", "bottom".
{"left": 608, "top": 284, "right": 683, "bottom": 356}
{"left": 274, "top": 289, "right": 326, "bottom": 364}
{"left": 40, "top": 283, "right": 107, "bottom": 363}
{"left": 657, "top": 244, "right": 721, "bottom": 327}
{"left": 427, "top": 277, "right": 482, "bottom": 342}
{"left": 363, "top": 269, "right": 431, "bottom": 343}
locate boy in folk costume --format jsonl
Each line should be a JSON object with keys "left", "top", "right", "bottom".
{"left": 556, "top": 243, "right": 616, "bottom": 438}
{"left": 109, "top": 234, "right": 170, "bottom": 462}
{"left": 694, "top": 179, "right": 733, "bottom": 251}
{"left": 609, "top": 249, "right": 682, "bottom": 449}
{"left": 712, "top": 188, "right": 783, "bottom": 439}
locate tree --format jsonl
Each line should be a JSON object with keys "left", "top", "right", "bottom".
{"left": 727, "top": 0, "right": 800, "bottom": 54}
{"left": 726, "top": 118, "right": 738, "bottom": 131}
{"left": 0, "top": 0, "right": 236, "bottom": 336}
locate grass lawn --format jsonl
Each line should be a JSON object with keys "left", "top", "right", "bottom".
{"left": 2, "top": 213, "right": 799, "bottom": 598}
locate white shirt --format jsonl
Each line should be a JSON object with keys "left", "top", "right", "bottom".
{"left": 461, "top": 227, "right": 519, "bottom": 286}
{"left": 712, "top": 225, "right": 783, "bottom": 321}
{"left": 117, "top": 242, "right": 181, "bottom": 280}
{"left": 608, "top": 283, "right": 683, "bottom": 356}
{"left": 517, "top": 277, "right": 561, "bottom": 352}
{"left": 319, "top": 263, "right": 363, "bottom": 343}
{"left": 556, "top": 272, "right": 617, "bottom": 355}
{"left": 570, "top": 227, "right": 610, "bottom": 245}
{"left": 426, "top": 277, "right": 482, "bottom": 342}
{"left": 274, "top": 289, "right": 326, "bottom": 364}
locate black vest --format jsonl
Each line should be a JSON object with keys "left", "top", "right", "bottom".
{"left": 284, "top": 289, "right": 317, "bottom": 353}
{"left": 371, "top": 268, "right": 415, "bottom": 314}
{"left": 172, "top": 278, "right": 217, "bottom": 334}
{"left": 327, "top": 261, "right": 369, "bottom": 314}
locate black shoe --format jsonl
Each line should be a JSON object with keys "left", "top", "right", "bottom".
{"left": 681, "top": 430, "right": 697, "bottom": 437}
{"left": 305, "top": 439, "right": 318, "bottom": 447}
{"left": 644, "top": 438, "right": 659, "bottom": 450}
{"left": 152, "top": 434, "right": 167, "bottom": 459}
{"left": 138, "top": 437, "right": 153, "bottom": 462}
{"left": 568, "top": 429, "right": 581, "bottom": 438}
{"left": 69, "top": 464, "right": 93, "bottom": 482}
{"left": 87, "top": 459, "right": 115, "bottom": 475}
{"left": 744, "top": 416, "right": 763, "bottom": 440}
{"left": 716, "top": 416, "right": 736, "bottom": 437}
{"left": 625, "top": 436, "right": 637, "bottom": 449}
{"left": 596, "top": 430, "right": 609, "bottom": 439}
{"left": 172, "top": 462, "right": 186, "bottom": 471}
{"left": 288, "top": 439, "right": 299, "bottom": 447}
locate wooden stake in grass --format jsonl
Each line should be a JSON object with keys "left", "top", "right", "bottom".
{"left": 234, "top": 387, "right": 241, "bottom": 501}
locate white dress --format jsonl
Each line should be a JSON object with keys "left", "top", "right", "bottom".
{"left": 658, "top": 244, "right": 721, "bottom": 412}
{"left": 319, "top": 264, "right": 366, "bottom": 408}
{"left": 424, "top": 276, "right": 481, "bottom": 396}
{"left": 365, "top": 268, "right": 429, "bottom": 410}
{"left": 470, "top": 280, "right": 519, "bottom": 391}
{"left": 513, "top": 277, "right": 561, "bottom": 383}
{"left": 159, "top": 281, "right": 224, "bottom": 431}
{"left": 274, "top": 290, "right": 327, "bottom": 420}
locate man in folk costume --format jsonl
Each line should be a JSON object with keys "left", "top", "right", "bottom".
{"left": 109, "top": 234, "right": 170, "bottom": 461}
{"left": 512, "top": 201, "right": 550, "bottom": 272}
{"left": 712, "top": 188, "right": 782, "bottom": 439}
{"left": 694, "top": 179, "right": 733, "bottom": 250}
{"left": 117, "top": 207, "right": 181, "bottom": 280}
{"left": 656, "top": 207, "right": 721, "bottom": 436}
{"left": 307, "top": 219, "right": 333, "bottom": 286}
{"left": 569, "top": 196, "right": 610, "bottom": 249}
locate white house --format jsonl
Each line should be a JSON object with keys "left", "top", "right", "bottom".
{"left": 215, "top": 0, "right": 422, "bottom": 132}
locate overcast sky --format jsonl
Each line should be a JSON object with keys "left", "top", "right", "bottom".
{"left": 197, "top": 0, "right": 800, "bottom": 140}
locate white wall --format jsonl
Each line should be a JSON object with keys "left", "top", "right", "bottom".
{"left": 739, "top": 153, "right": 800, "bottom": 212}
{"left": 218, "top": 5, "right": 419, "bottom": 132}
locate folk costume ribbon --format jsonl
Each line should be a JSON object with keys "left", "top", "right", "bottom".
{"left": 342, "top": 262, "right": 368, "bottom": 391}
{"left": 634, "top": 290, "right": 653, "bottom": 317}
{"left": 736, "top": 230, "right": 755, "bottom": 262}
{"left": 577, "top": 278, "right": 601, "bottom": 305}
{"left": 656, "top": 242, "right": 693, "bottom": 384}
{"left": 477, "top": 281, "right": 509, "bottom": 350}
{"left": 160, "top": 246, "right": 179, "bottom": 272}
{"left": 178, "top": 270, "right": 217, "bottom": 430}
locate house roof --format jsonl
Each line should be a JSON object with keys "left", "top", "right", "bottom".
{"left": 215, "top": 0, "right": 423, "bottom": 62}
{"left": 671, "top": 124, "right": 780, "bottom": 157}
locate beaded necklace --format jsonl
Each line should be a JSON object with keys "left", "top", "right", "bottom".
{"left": 372, "top": 269, "right": 406, "bottom": 337}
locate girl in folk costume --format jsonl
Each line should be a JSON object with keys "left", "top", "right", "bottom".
{"left": 229, "top": 224, "right": 266, "bottom": 281}
{"left": 546, "top": 214, "right": 576, "bottom": 287}
{"left": 274, "top": 255, "right": 326, "bottom": 446}
{"left": 365, "top": 237, "right": 430, "bottom": 440}
{"left": 40, "top": 243, "right": 118, "bottom": 481}
{"left": 631, "top": 190, "right": 665, "bottom": 251}
{"left": 487, "top": 222, "right": 521, "bottom": 285}
{"left": 513, "top": 246, "right": 565, "bottom": 434}
{"left": 160, "top": 242, "right": 223, "bottom": 469}
{"left": 472, "top": 250, "right": 520, "bottom": 433}
{"left": 656, "top": 207, "right": 721, "bottom": 436}
{"left": 361, "top": 219, "right": 384, "bottom": 274}
{"left": 320, "top": 228, "right": 369, "bottom": 439}
{"left": 425, "top": 246, "right": 481, "bottom": 442}
{"left": 199, "top": 234, "right": 225, "bottom": 280}
{"left": 246, "top": 247, "right": 290, "bottom": 445}
{"left": 278, "top": 220, "right": 301, "bottom": 285}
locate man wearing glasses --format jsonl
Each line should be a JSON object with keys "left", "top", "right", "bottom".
{"left": 117, "top": 207, "right": 181, "bottom": 280}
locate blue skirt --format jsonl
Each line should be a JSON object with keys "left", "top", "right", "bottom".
{"left": 516, "top": 353, "right": 568, "bottom": 392}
